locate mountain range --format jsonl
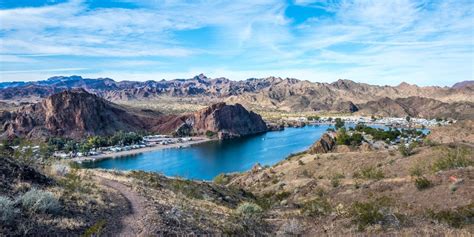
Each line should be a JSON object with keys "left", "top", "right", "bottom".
{"left": 0, "top": 74, "right": 472, "bottom": 119}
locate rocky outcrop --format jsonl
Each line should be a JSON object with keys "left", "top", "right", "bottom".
{"left": 190, "top": 102, "right": 267, "bottom": 139}
{"left": 1, "top": 90, "right": 268, "bottom": 140}
{"left": 1, "top": 89, "right": 165, "bottom": 139}
{"left": 308, "top": 133, "right": 336, "bottom": 154}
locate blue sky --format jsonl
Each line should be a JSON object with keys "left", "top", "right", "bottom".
{"left": 0, "top": 0, "right": 473, "bottom": 86}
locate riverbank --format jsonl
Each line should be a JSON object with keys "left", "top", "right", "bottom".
{"left": 73, "top": 136, "right": 213, "bottom": 163}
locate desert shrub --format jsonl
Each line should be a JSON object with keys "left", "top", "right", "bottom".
{"left": 51, "top": 163, "right": 70, "bottom": 177}
{"left": 19, "top": 188, "right": 60, "bottom": 214}
{"left": 59, "top": 169, "right": 93, "bottom": 194}
{"left": 330, "top": 173, "right": 344, "bottom": 187}
{"left": 398, "top": 142, "right": 416, "bottom": 157}
{"left": 414, "top": 176, "right": 432, "bottom": 190}
{"left": 213, "top": 173, "right": 230, "bottom": 185}
{"left": 170, "top": 179, "right": 203, "bottom": 199}
{"left": 409, "top": 164, "right": 424, "bottom": 177}
{"left": 83, "top": 219, "right": 107, "bottom": 237}
{"left": 301, "top": 198, "right": 331, "bottom": 217}
{"left": 349, "top": 196, "right": 393, "bottom": 230}
{"left": 298, "top": 160, "right": 305, "bottom": 165}
{"left": 428, "top": 203, "right": 474, "bottom": 228}
{"left": 301, "top": 169, "right": 311, "bottom": 178}
{"left": 432, "top": 146, "right": 473, "bottom": 172}
{"left": 286, "top": 151, "right": 307, "bottom": 160}
{"left": 255, "top": 191, "right": 290, "bottom": 210}
{"left": 0, "top": 196, "right": 18, "bottom": 225}
{"left": 280, "top": 218, "right": 305, "bottom": 235}
{"left": 205, "top": 130, "right": 216, "bottom": 138}
{"left": 235, "top": 202, "right": 265, "bottom": 233}
{"left": 236, "top": 202, "right": 263, "bottom": 220}
{"left": 353, "top": 166, "right": 384, "bottom": 180}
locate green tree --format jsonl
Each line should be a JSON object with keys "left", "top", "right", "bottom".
{"left": 334, "top": 118, "right": 345, "bottom": 130}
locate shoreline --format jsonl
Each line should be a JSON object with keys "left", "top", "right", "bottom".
{"left": 72, "top": 136, "right": 214, "bottom": 163}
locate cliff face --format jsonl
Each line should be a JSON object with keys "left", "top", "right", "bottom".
{"left": 191, "top": 102, "right": 267, "bottom": 139}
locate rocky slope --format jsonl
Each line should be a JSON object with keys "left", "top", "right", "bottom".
{"left": 357, "top": 96, "right": 474, "bottom": 120}
{"left": 1, "top": 75, "right": 472, "bottom": 116}
{"left": 452, "top": 80, "right": 474, "bottom": 90}
{"left": 190, "top": 102, "right": 267, "bottom": 139}
{"left": 0, "top": 89, "right": 267, "bottom": 140}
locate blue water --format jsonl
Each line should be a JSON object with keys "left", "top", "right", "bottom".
{"left": 83, "top": 125, "right": 332, "bottom": 180}
{"left": 82, "top": 124, "right": 429, "bottom": 180}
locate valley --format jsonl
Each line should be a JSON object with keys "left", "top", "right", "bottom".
{"left": 0, "top": 78, "right": 472, "bottom": 235}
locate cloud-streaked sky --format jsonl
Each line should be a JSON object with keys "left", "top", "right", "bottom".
{"left": 0, "top": 0, "right": 473, "bottom": 86}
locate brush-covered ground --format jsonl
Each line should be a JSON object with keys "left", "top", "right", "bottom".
{"left": 1, "top": 122, "right": 473, "bottom": 236}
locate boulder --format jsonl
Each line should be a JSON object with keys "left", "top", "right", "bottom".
{"left": 308, "top": 133, "right": 336, "bottom": 154}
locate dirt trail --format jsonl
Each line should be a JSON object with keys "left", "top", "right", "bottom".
{"left": 97, "top": 177, "right": 148, "bottom": 236}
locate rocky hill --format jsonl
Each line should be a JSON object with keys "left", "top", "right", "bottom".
{"left": 191, "top": 102, "right": 267, "bottom": 139}
{"left": 452, "top": 80, "right": 474, "bottom": 90}
{"left": 0, "top": 89, "right": 267, "bottom": 140}
{"left": 1, "top": 75, "right": 472, "bottom": 116}
{"left": 357, "top": 96, "right": 474, "bottom": 120}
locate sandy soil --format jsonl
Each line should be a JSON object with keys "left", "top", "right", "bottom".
{"left": 73, "top": 136, "right": 213, "bottom": 163}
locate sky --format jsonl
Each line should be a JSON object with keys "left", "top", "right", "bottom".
{"left": 0, "top": 0, "right": 473, "bottom": 86}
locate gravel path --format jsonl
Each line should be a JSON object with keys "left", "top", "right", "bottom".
{"left": 97, "top": 177, "right": 148, "bottom": 236}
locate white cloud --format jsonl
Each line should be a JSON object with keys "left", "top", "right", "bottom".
{"left": 0, "top": 0, "right": 472, "bottom": 86}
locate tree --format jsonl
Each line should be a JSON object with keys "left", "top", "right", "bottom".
{"left": 406, "top": 116, "right": 411, "bottom": 122}
{"left": 334, "top": 118, "right": 345, "bottom": 130}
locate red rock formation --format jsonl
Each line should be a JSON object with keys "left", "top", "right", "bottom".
{"left": 1, "top": 90, "right": 268, "bottom": 140}
{"left": 190, "top": 102, "right": 267, "bottom": 139}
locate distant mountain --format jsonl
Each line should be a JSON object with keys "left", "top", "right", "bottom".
{"left": 1, "top": 89, "right": 267, "bottom": 140}
{"left": 452, "top": 80, "right": 474, "bottom": 90}
{"left": 0, "top": 75, "right": 472, "bottom": 118}
{"left": 357, "top": 96, "right": 474, "bottom": 120}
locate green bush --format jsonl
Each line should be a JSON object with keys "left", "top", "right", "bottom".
{"left": 170, "top": 179, "right": 203, "bottom": 199}
{"left": 336, "top": 129, "right": 363, "bottom": 146}
{"left": 354, "top": 166, "right": 384, "bottom": 180}
{"left": 82, "top": 219, "right": 107, "bottom": 237}
{"left": 205, "top": 130, "right": 216, "bottom": 138}
{"left": 414, "top": 176, "right": 432, "bottom": 190}
{"left": 213, "top": 173, "right": 230, "bottom": 185}
{"left": 19, "top": 188, "right": 60, "bottom": 214}
{"left": 0, "top": 196, "right": 18, "bottom": 225}
{"left": 334, "top": 118, "right": 345, "bottom": 130}
{"left": 428, "top": 203, "right": 474, "bottom": 228}
{"left": 349, "top": 197, "right": 393, "bottom": 230}
{"left": 330, "top": 173, "right": 345, "bottom": 187}
{"left": 432, "top": 146, "right": 473, "bottom": 172}
{"left": 409, "top": 164, "right": 423, "bottom": 177}
{"left": 301, "top": 198, "right": 331, "bottom": 217}
{"left": 398, "top": 142, "right": 416, "bottom": 157}
{"left": 235, "top": 202, "right": 264, "bottom": 229}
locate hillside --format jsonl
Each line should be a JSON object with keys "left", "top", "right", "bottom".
{"left": 0, "top": 89, "right": 267, "bottom": 140}
{"left": 357, "top": 96, "right": 474, "bottom": 120}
